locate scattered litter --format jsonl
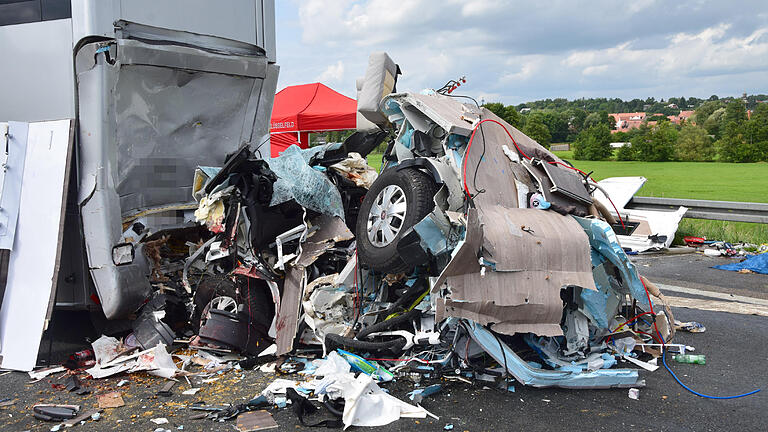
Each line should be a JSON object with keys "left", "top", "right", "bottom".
{"left": 673, "top": 354, "right": 706, "bottom": 365}
{"left": 151, "top": 418, "right": 170, "bottom": 425}
{"left": 117, "top": 379, "right": 129, "bottom": 387}
{"left": 675, "top": 321, "right": 706, "bottom": 333}
{"left": 407, "top": 384, "right": 442, "bottom": 404}
{"left": 182, "top": 388, "right": 201, "bottom": 395}
{"left": 157, "top": 381, "right": 176, "bottom": 397}
{"left": 444, "top": 424, "right": 454, "bottom": 430}
{"left": 713, "top": 252, "right": 768, "bottom": 274}
{"left": 62, "top": 409, "right": 101, "bottom": 427}
{"left": 628, "top": 388, "right": 640, "bottom": 400}
{"left": 28, "top": 366, "right": 66, "bottom": 381}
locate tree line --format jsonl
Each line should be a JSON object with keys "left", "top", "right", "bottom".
{"left": 483, "top": 94, "right": 768, "bottom": 163}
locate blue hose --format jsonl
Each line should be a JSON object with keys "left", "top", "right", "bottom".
{"left": 662, "top": 348, "right": 761, "bottom": 400}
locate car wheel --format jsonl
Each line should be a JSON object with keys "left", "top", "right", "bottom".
{"left": 356, "top": 168, "right": 437, "bottom": 273}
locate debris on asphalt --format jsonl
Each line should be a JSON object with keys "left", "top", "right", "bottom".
{"left": 32, "top": 404, "right": 79, "bottom": 422}
{"left": 675, "top": 321, "right": 707, "bottom": 333}
{"left": 62, "top": 409, "right": 102, "bottom": 427}
{"left": 27, "top": 366, "right": 66, "bottom": 381}
{"left": 628, "top": 388, "right": 640, "bottom": 400}
{"left": 157, "top": 380, "right": 176, "bottom": 397}
{"left": 673, "top": 354, "right": 706, "bottom": 365}
{"left": 713, "top": 251, "right": 768, "bottom": 274}
{"left": 235, "top": 410, "right": 278, "bottom": 431}
{"left": 96, "top": 392, "right": 125, "bottom": 409}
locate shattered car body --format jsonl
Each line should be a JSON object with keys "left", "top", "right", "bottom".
{"left": 182, "top": 53, "right": 674, "bottom": 392}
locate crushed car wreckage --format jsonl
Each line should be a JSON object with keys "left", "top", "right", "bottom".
{"left": 59, "top": 52, "right": 692, "bottom": 427}
{"left": 121, "top": 53, "right": 673, "bottom": 380}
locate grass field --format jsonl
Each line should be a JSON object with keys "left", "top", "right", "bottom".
{"left": 365, "top": 150, "right": 768, "bottom": 244}
{"left": 551, "top": 151, "right": 768, "bottom": 244}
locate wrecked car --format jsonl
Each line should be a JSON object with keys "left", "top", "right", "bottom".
{"left": 177, "top": 52, "right": 675, "bottom": 391}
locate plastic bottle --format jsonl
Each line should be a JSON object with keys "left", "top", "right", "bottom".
{"left": 673, "top": 354, "right": 706, "bottom": 364}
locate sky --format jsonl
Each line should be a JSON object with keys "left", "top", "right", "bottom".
{"left": 274, "top": 0, "right": 768, "bottom": 105}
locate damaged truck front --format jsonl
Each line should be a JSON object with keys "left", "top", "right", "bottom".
{"left": 0, "top": 0, "right": 278, "bottom": 321}
{"left": 77, "top": 20, "right": 278, "bottom": 319}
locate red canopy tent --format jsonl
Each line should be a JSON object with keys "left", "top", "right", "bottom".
{"left": 270, "top": 83, "right": 357, "bottom": 157}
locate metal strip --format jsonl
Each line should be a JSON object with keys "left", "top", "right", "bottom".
{"left": 627, "top": 196, "right": 768, "bottom": 224}
{"left": 0, "top": 122, "right": 29, "bottom": 250}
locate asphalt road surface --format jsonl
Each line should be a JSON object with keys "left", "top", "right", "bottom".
{"left": 1, "top": 251, "right": 765, "bottom": 432}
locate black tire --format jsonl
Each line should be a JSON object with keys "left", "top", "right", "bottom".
{"left": 192, "top": 275, "right": 275, "bottom": 331}
{"left": 192, "top": 275, "right": 237, "bottom": 329}
{"left": 356, "top": 168, "right": 437, "bottom": 273}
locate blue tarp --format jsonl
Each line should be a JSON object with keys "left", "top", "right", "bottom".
{"left": 713, "top": 253, "right": 768, "bottom": 274}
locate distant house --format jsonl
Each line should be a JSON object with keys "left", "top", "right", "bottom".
{"left": 666, "top": 103, "right": 678, "bottom": 109}
{"left": 664, "top": 110, "right": 695, "bottom": 125}
{"left": 609, "top": 112, "right": 647, "bottom": 132}
{"left": 520, "top": 107, "right": 532, "bottom": 113}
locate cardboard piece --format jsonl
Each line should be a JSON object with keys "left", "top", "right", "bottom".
{"left": 97, "top": 392, "right": 125, "bottom": 408}
{"left": 0, "top": 120, "right": 74, "bottom": 371}
{"left": 236, "top": 410, "right": 278, "bottom": 431}
{"left": 436, "top": 206, "right": 595, "bottom": 337}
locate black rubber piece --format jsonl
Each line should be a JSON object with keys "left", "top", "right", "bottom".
{"left": 355, "top": 168, "right": 437, "bottom": 274}
{"left": 355, "top": 308, "right": 422, "bottom": 340}
{"left": 192, "top": 275, "right": 237, "bottom": 330}
{"left": 324, "top": 333, "right": 407, "bottom": 354}
{"left": 192, "top": 274, "right": 275, "bottom": 331}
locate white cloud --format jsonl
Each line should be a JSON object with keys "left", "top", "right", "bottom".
{"left": 279, "top": 1, "right": 768, "bottom": 103}
{"left": 317, "top": 60, "right": 345, "bottom": 83}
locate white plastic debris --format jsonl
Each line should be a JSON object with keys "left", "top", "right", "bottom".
{"left": 28, "top": 366, "right": 66, "bottom": 381}
{"left": 628, "top": 388, "right": 640, "bottom": 400}
{"left": 313, "top": 351, "right": 351, "bottom": 377}
{"left": 151, "top": 417, "right": 169, "bottom": 425}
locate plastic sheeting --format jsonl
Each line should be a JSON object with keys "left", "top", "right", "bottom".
{"left": 267, "top": 145, "right": 344, "bottom": 218}
{"left": 713, "top": 253, "right": 768, "bottom": 275}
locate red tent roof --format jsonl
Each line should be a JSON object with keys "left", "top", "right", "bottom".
{"left": 270, "top": 83, "right": 357, "bottom": 156}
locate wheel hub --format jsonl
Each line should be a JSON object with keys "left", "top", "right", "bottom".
{"left": 367, "top": 185, "right": 407, "bottom": 247}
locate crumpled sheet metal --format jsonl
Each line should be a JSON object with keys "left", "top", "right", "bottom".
{"left": 266, "top": 145, "right": 344, "bottom": 218}
{"left": 435, "top": 207, "right": 596, "bottom": 337}
{"left": 579, "top": 250, "right": 622, "bottom": 329}
{"left": 466, "top": 321, "right": 643, "bottom": 389}
{"left": 573, "top": 216, "right": 651, "bottom": 309}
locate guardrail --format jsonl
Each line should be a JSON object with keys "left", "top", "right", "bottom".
{"left": 626, "top": 197, "right": 768, "bottom": 224}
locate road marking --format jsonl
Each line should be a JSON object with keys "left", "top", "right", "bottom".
{"left": 654, "top": 282, "right": 768, "bottom": 307}
{"left": 663, "top": 295, "right": 768, "bottom": 317}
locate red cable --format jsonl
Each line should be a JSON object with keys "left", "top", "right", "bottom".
{"left": 611, "top": 311, "right": 654, "bottom": 333}
{"left": 353, "top": 249, "right": 359, "bottom": 320}
{"left": 462, "top": 119, "right": 625, "bottom": 228}
{"left": 639, "top": 277, "right": 664, "bottom": 346}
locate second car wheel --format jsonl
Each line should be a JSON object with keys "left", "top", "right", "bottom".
{"left": 356, "top": 167, "right": 437, "bottom": 274}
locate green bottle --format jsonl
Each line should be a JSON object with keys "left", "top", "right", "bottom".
{"left": 673, "top": 354, "right": 706, "bottom": 364}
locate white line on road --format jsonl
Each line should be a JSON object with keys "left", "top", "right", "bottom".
{"left": 663, "top": 295, "right": 768, "bottom": 317}
{"left": 654, "top": 282, "right": 768, "bottom": 307}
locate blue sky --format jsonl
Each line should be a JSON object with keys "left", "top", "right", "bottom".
{"left": 274, "top": 1, "right": 768, "bottom": 105}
